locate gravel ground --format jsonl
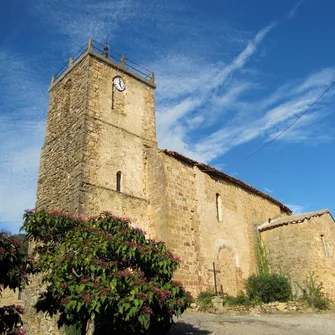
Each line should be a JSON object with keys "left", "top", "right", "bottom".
{"left": 169, "top": 311, "right": 335, "bottom": 335}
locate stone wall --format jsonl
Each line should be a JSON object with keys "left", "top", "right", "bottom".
{"left": 0, "top": 288, "right": 23, "bottom": 307}
{"left": 25, "top": 55, "right": 93, "bottom": 335}
{"left": 79, "top": 53, "right": 157, "bottom": 235}
{"left": 260, "top": 211, "right": 335, "bottom": 300}
{"left": 145, "top": 149, "right": 290, "bottom": 297}
{"left": 36, "top": 56, "right": 89, "bottom": 214}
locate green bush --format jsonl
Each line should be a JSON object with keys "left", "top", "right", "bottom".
{"left": 225, "top": 295, "right": 250, "bottom": 306}
{"left": 64, "top": 324, "right": 81, "bottom": 335}
{"left": 224, "top": 291, "right": 262, "bottom": 306}
{"left": 298, "top": 273, "right": 329, "bottom": 310}
{"left": 246, "top": 274, "right": 291, "bottom": 303}
{"left": 195, "top": 291, "right": 217, "bottom": 309}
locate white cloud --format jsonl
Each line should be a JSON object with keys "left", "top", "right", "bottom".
{"left": 155, "top": 23, "right": 276, "bottom": 161}
{"left": 0, "top": 50, "right": 48, "bottom": 233}
{"left": 0, "top": 120, "right": 45, "bottom": 232}
{"left": 285, "top": 204, "right": 305, "bottom": 215}
{"left": 32, "top": 0, "right": 140, "bottom": 51}
{"left": 294, "top": 68, "right": 335, "bottom": 95}
{"left": 287, "top": 1, "right": 304, "bottom": 19}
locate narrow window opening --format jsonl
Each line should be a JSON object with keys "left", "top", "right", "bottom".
{"left": 63, "top": 79, "right": 72, "bottom": 114}
{"left": 321, "top": 235, "right": 329, "bottom": 257}
{"left": 116, "top": 171, "right": 122, "bottom": 192}
{"left": 216, "top": 193, "right": 223, "bottom": 222}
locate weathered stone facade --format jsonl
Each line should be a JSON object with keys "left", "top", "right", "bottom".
{"left": 259, "top": 210, "right": 335, "bottom": 300}
{"left": 145, "top": 150, "right": 290, "bottom": 296}
{"left": 24, "top": 41, "right": 335, "bottom": 333}
{"left": 0, "top": 288, "right": 23, "bottom": 307}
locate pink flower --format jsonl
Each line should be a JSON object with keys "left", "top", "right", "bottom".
{"left": 60, "top": 297, "right": 70, "bottom": 304}
{"left": 117, "top": 269, "right": 132, "bottom": 277}
{"left": 15, "top": 305, "right": 24, "bottom": 314}
{"left": 11, "top": 238, "right": 20, "bottom": 246}
{"left": 13, "top": 326, "right": 26, "bottom": 335}
{"left": 176, "top": 299, "right": 184, "bottom": 307}
{"left": 141, "top": 305, "right": 153, "bottom": 316}
{"left": 135, "top": 293, "right": 147, "bottom": 300}
{"left": 152, "top": 287, "right": 171, "bottom": 302}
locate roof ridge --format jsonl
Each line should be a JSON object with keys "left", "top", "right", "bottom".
{"left": 161, "top": 149, "right": 291, "bottom": 213}
{"left": 258, "top": 209, "right": 331, "bottom": 232}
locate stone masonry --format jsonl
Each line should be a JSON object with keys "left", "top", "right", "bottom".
{"left": 259, "top": 210, "right": 335, "bottom": 301}
{"left": 24, "top": 39, "right": 335, "bottom": 334}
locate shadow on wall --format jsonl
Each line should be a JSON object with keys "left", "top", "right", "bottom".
{"left": 168, "top": 322, "right": 212, "bottom": 334}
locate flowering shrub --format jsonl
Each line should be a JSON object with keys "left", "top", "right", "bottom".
{"left": 0, "top": 232, "right": 30, "bottom": 334}
{"left": 0, "top": 304, "right": 26, "bottom": 335}
{"left": 23, "top": 210, "right": 192, "bottom": 335}
{"left": 0, "top": 231, "right": 30, "bottom": 292}
{"left": 0, "top": 305, "right": 25, "bottom": 335}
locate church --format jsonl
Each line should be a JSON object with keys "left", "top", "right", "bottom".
{"left": 26, "top": 40, "right": 335, "bottom": 330}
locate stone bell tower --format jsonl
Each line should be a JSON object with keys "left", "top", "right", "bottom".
{"left": 26, "top": 39, "right": 157, "bottom": 334}
{"left": 36, "top": 39, "right": 157, "bottom": 232}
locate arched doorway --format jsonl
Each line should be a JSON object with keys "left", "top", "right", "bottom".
{"left": 216, "top": 245, "right": 238, "bottom": 296}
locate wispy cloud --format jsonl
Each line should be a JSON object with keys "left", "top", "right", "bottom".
{"left": 155, "top": 23, "right": 275, "bottom": 160}
{"left": 32, "top": 0, "right": 140, "bottom": 51}
{"left": 285, "top": 204, "right": 305, "bottom": 215}
{"left": 0, "top": 119, "right": 44, "bottom": 232}
{"left": 287, "top": 1, "right": 304, "bottom": 19}
{"left": 189, "top": 72, "right": 335, "bottom": 162}
{"left": 0, "top": 50, "right": 48, "bottom": 232}
{"left": 152, "top": 1, "right": 334, "bottom": 164}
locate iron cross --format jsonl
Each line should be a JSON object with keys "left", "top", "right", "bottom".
{"left": 208, "top": 262, "right": 221, "bottom": 295}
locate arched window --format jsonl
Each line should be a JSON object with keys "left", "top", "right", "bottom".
{"left": 116, "top": 171, "right": 122, "bottom": 192}
{"left": 216, "top": 193, "right": 223, "bottom": 222}
{"left": 321, "top": 235, "right": 329, "bottom": 257}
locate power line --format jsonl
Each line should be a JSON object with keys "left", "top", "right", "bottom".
{"left": 226, "top": 79, "right": 335, "bottom": 167}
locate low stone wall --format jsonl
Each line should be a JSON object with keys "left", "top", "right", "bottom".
{"left": 0, "top": 288, "right": 23, "bottom": 307}
{"left": 190, "top": 297, "right": 315, "bottom": 315}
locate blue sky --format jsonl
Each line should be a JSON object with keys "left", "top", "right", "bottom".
{"left": 1, "top": 0, "right": 335, "bottom": 233}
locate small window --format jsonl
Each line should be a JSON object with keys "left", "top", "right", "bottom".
{"left": 216, "top": 193, "right": 223, "bottom": 222}
{"left": 321, "top": 235, "right": 329, "bottom": 257}
{"left": 63, "top": 79, "right": 72, "bottom": 114}
{"left": 116, "top": 171, "right": 122, "bottom": 192}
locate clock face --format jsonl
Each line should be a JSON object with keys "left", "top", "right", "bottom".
{"left": 113, "top": 76, "right": 125, "bottom": 92}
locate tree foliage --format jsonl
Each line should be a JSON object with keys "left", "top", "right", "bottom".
{"left": 0, "top": 305, "right": 25, "bottom": 335}
{"left": 0, "top": 231, "right": 30, "bottom": 293}
{"left": 23, "top": 210, "right": 192, "bottom": 334}
{"left": 0, "top": 231, "right": 30, "bottom": 335}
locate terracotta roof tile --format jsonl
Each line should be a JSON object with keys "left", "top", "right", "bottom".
{"left": 162, "top": 150, "right": 291, "bottom": 213}
{"left": 258, "top": 209, "right": 332, "bottom": 231}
